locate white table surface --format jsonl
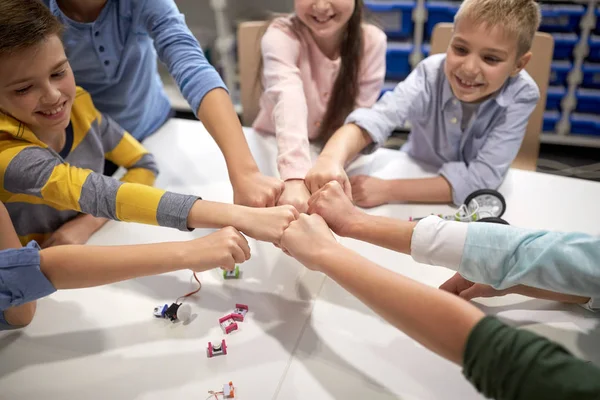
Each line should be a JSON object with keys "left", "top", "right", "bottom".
{"left": 1, "top": 118, "right": 598, "bottom": 399}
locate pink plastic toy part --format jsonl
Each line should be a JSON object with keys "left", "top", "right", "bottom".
{"left": 230, "top": 313, "right": 244, "bottom": 322}
{"left": 219, "top": 314, "right": 235, "bottom": 324}
{"left": 233, "top": 304, "right": 249, "bottom": 319}
{"left": 219, "top": 315, "right": 239, "bottom": 334}
{"left": 207, "top": 340, "right": 227, "bottom": 358}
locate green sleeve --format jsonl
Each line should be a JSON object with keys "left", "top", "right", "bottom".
{"left": 463, "top": 316, "right": 600, "bottom": 400}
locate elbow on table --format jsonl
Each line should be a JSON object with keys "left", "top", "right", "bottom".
{"left": 3, "top": 301, "right": 37, "bottom": 328}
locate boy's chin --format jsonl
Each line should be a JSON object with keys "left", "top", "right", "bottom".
{"left": 451, "top": 87, "right": 490, "bottom": 103}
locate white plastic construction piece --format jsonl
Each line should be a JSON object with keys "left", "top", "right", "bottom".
{"left": 176, "top": 304, "right": 192, "bottom": 322}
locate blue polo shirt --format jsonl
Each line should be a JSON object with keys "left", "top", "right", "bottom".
{"left": 0, "top": 242, "right": 56, "bottom": 330}
{"left": 44, "top": 0, "right": 227, "bottom": 141}
{"left": 347, "top": 54, "right": 540, "bottom": 205}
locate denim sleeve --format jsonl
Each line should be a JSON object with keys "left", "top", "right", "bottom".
{"left": 140, "top": 0, "right": 227, "bottom": 116}
{"left": 345, "top": 59, "right": 429, "bottom": 154}
{"left": 460, "top": 223, "right": 600, "bottom": 299}
{"left": 0, "top": 241, "right": 56, "bottom": 330}
{"left": 439, "top": 89, "right": 539, "bottom": 205}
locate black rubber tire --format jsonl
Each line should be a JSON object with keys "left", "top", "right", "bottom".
{"left": 464, "top": 189, "right": 506, "bottom": 218}
{"left": 476, "top": 217, "right": 510, "bottom": 225}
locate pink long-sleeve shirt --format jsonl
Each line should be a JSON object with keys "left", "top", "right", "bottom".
{"left": 252, "top": 16, "right": 387, "bottom": 181}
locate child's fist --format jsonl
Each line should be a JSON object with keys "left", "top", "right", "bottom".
{"left": 349, "top": 175, "right": 391, "bottom": 208}
{"left": 304, "top": 157, "right": 352, "bottom": 199}
{"left": 277, "top": 180, "right": 311, "bottom": 213}
{"left": 232, "top": 171, "right": 284, "bottom": 208}
{"left": 239, "top": 205, "right": 300, "bottom": 245}
{"left": 188, "top": 227, "right": 251, "bottom": 271}
{"left": 281, "top": 214, "right": 338, "bottom": 270}
{"left": 307, "top": 181, "right": 363, "bottom": 236}
{"left": 439, "top": 272, "right": 509, "bottom": 300}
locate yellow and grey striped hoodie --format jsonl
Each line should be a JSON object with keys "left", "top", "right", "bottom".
{"left": 0, "top": 87, "right": 198, "bottom": 245}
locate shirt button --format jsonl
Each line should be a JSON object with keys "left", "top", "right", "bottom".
{"left": 451, "top": 117, "right": 458, "bottom": 124}
{"left": 99, "top": 46, "right": 105, "bottom": 52}
{"left": 315, "top": 121, "right": 321, "bottom": 127}
{"left": 452, "top": 99, "right": 458, "bottom": 105}
{"left": 104, "top": 60, "right": 110, "bottom": 66}
{"left": 95, "top": 31, "right": 100, "bottom": 37}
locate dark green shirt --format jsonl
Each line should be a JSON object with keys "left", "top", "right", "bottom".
{"left": 463, "top": 316, "right": 600, "bottom": 399}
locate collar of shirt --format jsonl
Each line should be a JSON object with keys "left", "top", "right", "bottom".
{"left": 0, "top": 114, "right": 46, "bottom": 147}
{"left": 49, "top": 0, "right": 112, "bottom": 28}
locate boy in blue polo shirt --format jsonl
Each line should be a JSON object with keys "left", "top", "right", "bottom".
{"left": 43, "top": 0, "right": 283, "bottom": 207}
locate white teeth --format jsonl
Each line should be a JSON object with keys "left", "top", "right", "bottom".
{"left": 457, "top": 76, "right": 482, "bottom": 87}
{"left": 40, "top": 103, "right": 64, "bottom": 116}
{"left": 313, "top": 15, "right": 333, "bottom": 23}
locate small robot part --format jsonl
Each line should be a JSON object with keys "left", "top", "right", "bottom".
{"left": 222, "top": 381, "right": 235, "bottom": 398}
{"left": 232, "top": 304, "right": 249, "bottom": 321}
{"left": 153, "top": 304, "right": 168, "bottom": 318}
{"left": 208, "top": 381, "right": 236, "bottom": 398}
{"left": 153, "top": 303, "right": 191, "bottom": 322}
{"left": 207, "top": 339, "right": 227, "bottom": 358}
{"left": 409, "top": 189, "right": 509, "bottom": 224}
{"left": 219, "top": 314, "right": 239, "bottom": 334}
{"left": 223, "top": 265, "right": 241, "bottom": 279}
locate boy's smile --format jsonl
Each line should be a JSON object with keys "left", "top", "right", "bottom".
{"left": 445, "top": 19, "right": 530, "bottom": 103}
{"left": 0, "top": 35, "right": 76, "bottom": 140}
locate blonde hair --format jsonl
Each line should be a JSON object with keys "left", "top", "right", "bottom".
{"left": 454, "top": 0, "right": 541, "bottom": 56}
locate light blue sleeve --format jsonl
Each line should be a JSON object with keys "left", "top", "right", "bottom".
{"left": 345, "top": 59, "right": 429, "bottom": 154}
{"left": 139, "top": 0, "right": 227, "bottom": 116}
{"left": 439, "top": 89, "right": 539, "bottom": 205}
{"left": 1, "top": 241, "right": 56, "bottom": 330}
{"left": 459, "top": 222, "right": 600, "bottom": 300}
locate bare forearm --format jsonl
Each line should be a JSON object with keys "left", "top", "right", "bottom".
{"left": 318, "top": 245, "right": 484, "bottom": 364}
{"left": 0, "top": 203, "right": 21, "bottom": 249}
{"left": 187, "top": 200, "right": 247, "bottom": 229}
{"left": 508, "top": 285, "right": 590, "bottom": 304}
{"left": 39, "top": 242, "right": 189, "bottom": 289}
{"left": 345, "top": 213, "right": 417, "bottom": 254}
{"left": 197, "top": 88, "right": 259, "bottom": 177}
{"left": 386, "top": 177, "right": 453, "bottom": 203}
{"left": 320, "top": 124, "right": 372, "bottom": 166}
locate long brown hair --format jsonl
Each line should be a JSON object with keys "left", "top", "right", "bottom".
{"left": 319, "top": 0, "right": 364, "bottom": 142}
{"left": 0, "top": 0, "right": 64, "bottom": 56}
{"left": 257, "top": 1, "right": 365, "bottom": 142}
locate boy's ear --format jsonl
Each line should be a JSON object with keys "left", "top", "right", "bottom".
{"left": 511, "top": 51, "right": 532, "bottom": 77}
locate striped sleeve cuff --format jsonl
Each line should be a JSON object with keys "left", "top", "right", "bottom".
{"left": 410, "top": 216, "right": 468, "bottom": 269}
{"left": 156, "top": 192, "right": 201, "bottom": 231}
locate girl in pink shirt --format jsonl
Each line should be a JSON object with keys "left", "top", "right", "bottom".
{"left": 253, "top": 0, "right": 386, "bottom": 212}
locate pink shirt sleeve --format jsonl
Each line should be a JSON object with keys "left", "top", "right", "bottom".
{"left": 260, "top": 24, "right": 313, "bottom": 181}
{"left": 356, "top": 25, "right": 387, "bottom": 108}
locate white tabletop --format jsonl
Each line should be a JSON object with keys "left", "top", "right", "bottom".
{"left": 1, "top": 118, "right": 599, "bottom": 399}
